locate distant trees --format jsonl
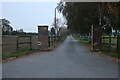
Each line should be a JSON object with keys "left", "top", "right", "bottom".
{"left": 0, "top": 18, "right": 13, "bottom": 35}
{"left": 57, "top": 1, "right": 120, "bottom": 35}
{"left": 0, "top": 18, "right": 38, "bottom": 35}
{"left": 51, "top": 18, "right": 61, "bottom": 35}
{"left": 59, "top": 27, "right": 69, "bottom": 36}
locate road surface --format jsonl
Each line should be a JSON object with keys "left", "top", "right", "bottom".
{"left": 2, "top": 36, "right": 118, "bottom": 78}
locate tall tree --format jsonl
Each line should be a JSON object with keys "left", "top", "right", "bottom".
{"left": 57, "top": 1, "right": 120, "bottom": 35}
{"left": 0, "top": 18, "right": 13, "bottom": 35}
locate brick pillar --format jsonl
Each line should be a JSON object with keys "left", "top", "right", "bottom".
{"left": 38, "top": 25, "right": 49, "bottom": 51}
{"left": 91, "top": 25, "right": 102, "bottom": 51}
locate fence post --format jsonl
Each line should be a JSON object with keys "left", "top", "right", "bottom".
{"left": 51, "top": 36, "right": 52, "bottom": 46}
{"left": 16, "top": 36, "right": 19, "bottom": 51}
{"left": 108, "top": 35, "right": 111, "bottom": 51}
{"left": 117, "top": 35, "right": 120, "bottom": 54}
{"left": 48, "top": 36, "right": 50, "bottom": 47}
{"left": 30, "top": 36, "right": 32, "bottom": 50}
{"left": 0, "top": 23, "right": 2, "bottom": 60}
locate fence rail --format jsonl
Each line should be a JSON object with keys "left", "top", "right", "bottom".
{"left": 48, "top": 36, "right": 61, "bottom": 47}
{"left": 102, "top": 36, "right": 120, "bottom": 53}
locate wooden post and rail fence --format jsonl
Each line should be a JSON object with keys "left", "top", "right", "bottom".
{"left": 91, "top": 25, "right": 120, "bottom": 54}
{"left": 102, "top": 35, "right": 120, "bottom": 54}
{"left": 2, "top": 35, "right": 38, "bottom": 54}
{"left": 48, "top": 35, "right": 61, "bottom": 47}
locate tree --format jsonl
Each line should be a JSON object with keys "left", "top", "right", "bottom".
{"left": 50, "top": 27, "right": 55, "bottom": 35}
{"left": 57, "top": 2, "right": 120, "bottom": 35}
{"left": 0, "top": 18, "right": 13, "bottom": 35}
{"left": 105, "top": 2, "right": 120, "bottom": 34}
{"left": 51, "top": 18, "right": 61, "bottom": 35}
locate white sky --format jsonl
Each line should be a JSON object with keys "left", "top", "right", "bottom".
{"left": 0, "top": 0, "right": 60, "bottom": 2}
{"left": 0, "top": 1, "right": 62, "bottom": 33}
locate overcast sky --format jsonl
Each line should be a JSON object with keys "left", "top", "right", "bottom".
{"left": 1, "top": 1, "right": 62, "bottom": 32}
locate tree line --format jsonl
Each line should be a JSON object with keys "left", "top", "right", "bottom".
{"left": 57, "top": 2, "right": 120, "bottom": 36}
{"left": 0, "top": 18, "right": 38, "bottom": 35}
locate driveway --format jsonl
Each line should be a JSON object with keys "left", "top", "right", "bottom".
{"left": 2, "top": 36, "right": 118, "bottom": 78}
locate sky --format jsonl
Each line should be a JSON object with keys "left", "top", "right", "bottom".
{"left": 1, "top": 1, "right": 62, "bottom": 33}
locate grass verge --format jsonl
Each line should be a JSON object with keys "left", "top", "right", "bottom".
{"left": 100, "top": 49, "right": 120, "bottom": 58}
{"left": 2, "top": 49, "right": 39, "bottom": 60}
{"left": 75, "top": 36, "right": 120, "bottom": 58}
{"left": 75, "top": 36, "right": 91, "bottom": 48}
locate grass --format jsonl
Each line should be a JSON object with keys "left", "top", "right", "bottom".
{"left": 100, "top": 49, "right": 120, "bottom": 58}
{"left": 75, "top": 36, "right": 91, "bottom": 48}
{"left": 2, "top": 49, "right": 39, "bottom": 60}
{"left": 75, "top": 36, "right": 120, "bottom": 58}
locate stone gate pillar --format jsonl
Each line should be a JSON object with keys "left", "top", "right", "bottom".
{"left": 91, "top": 25, "right": 102, "bottom": 51}
{"left": 38, "top": 25, "right": 49, "bottom": 50}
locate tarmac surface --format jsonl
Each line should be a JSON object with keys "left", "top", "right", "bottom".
{"left": 2, "top": 36, "right": 118, "bottom": 78}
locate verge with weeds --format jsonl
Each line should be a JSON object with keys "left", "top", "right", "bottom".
{"left": 75, "top": 36, "right": 120, "bottom": 59}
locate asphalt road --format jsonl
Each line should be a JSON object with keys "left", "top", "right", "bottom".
{"left": 2, "top": 36, "right": 118, "bottom": 78}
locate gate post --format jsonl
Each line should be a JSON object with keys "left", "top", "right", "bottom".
{"left": 117, "top": 35, "right": 120, "bottom": 54}
{"left": 91, "top": 25, "right": 102, "bottom": 51}
{"left": 0, "top": 21, "right": 2, "bottom": 59}
{"left": 0, "top": 20, "right": 2, "bottom": 80}
{"left": 38, "top": 25, "right": 49, "bottom": 51}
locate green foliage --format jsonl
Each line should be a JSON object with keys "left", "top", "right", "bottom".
{"left": 57, "top": 2, "right": 120, "bottom": 35}
{"left": 50, "top": 27, "right": 55, "bottom": 35}
{"left": 58, "top": 2, "right": 100, "bottom": 34}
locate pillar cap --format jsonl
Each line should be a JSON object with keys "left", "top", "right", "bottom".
{"left": 38, "top": 24, "right": 49, "bottom": 27}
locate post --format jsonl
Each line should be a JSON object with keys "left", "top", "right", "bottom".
{"left": 30, "top": 36, "right": 32, "bottom": 50}
{"left": 38, "top": 25, "right": 49, "bottom": 51}
{"left": 16, "top": 36, "right": 19, "bottom": 51}
{"left": 117, "top": 35, "right": 120, "bottom": 54}
{"left": 0, "top": 19, "right": 2, "bottom": 80}
{"left": 109, "top": 35, "right": 111, "bottom": 51}
{"left": 0, "top": 23, "right": 2, "bottom": 60}
{"left": 48, "top": 36, "right": 50, "bottom": 47}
